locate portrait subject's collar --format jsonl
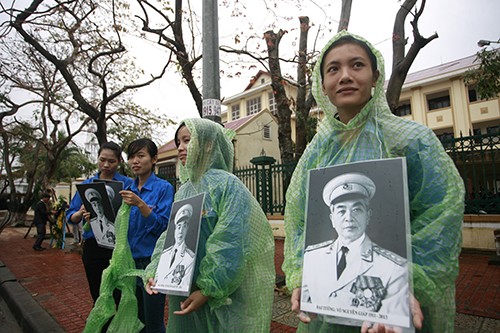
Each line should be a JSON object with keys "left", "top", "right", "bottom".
{"left": 338, "top": 233, "right": 366, "bottom": 252}
{"left": 173, "top": 242, "right": 187, "bottom": 256}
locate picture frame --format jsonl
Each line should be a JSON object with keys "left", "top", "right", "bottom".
{"left": 152, "top": 193, "right": 205, "bottom": 296}
{"left": 301, "top": 158, "right": 413, "bottom": 330}
{"left": 76, "top": 182, "right": 117, "bottom": 249}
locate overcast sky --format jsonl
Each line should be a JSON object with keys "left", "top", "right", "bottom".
{"left": 128, "top": 0, "right": 499, "bottom": 143}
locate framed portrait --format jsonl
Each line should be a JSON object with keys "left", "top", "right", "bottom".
{"left": 152, "top": 193, "right": 205, "bottom": 296}
{"left": 93, "top": 179, "right": 124, "bottom": 216}
{"left": 301, "top": 158, "right": 413, "bottom": 331}
{"left": 76, "top": 182, "right": 116, "bottom": 249}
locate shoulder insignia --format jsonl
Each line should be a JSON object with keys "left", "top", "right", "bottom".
{"left": 305, "top": 240, "right": 334, "bottom": 252}
{"left": 185, "top": 248, "right": 195, "bottom": 257}
{"left": 372, "top": 244, "right": 407, "bottom": 266}
{"left": 162, "top": 245, "right": 173, "bottom": 254}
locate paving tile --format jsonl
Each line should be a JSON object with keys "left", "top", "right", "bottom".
{"left": 1, "top": 227, "right": 500, "bottom": 333}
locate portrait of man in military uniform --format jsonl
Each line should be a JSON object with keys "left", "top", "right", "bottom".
{"left": 77, "top": 182, "right": 116, "bottom": 249}
{"left": 157, "top": 203, "right": 195, "bottom": 288}
{"left": 153, "top": 193, "right": 204, "bottom": 296}
{"left": 301, "top": 161, "right": 411, "bottom": 328}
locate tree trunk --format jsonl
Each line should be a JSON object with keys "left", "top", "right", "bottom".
{"left": 338, "top": 0, "right": 353, "bottom": 32}
{"left": 294, "top": 17, "right": 311, "bottom": 158}
{"left": 386, "top": 0, "right": 438, "bottom": 111}
{"left": 264, "top": 30, "right": 294, "bottom": 164}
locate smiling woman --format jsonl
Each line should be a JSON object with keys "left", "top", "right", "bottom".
{"left": 283, "top": 30, "right": 465, "bottom": 333}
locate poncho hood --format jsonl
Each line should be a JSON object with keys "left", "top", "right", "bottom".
{"left": 312, "top": 30, "right": 391, "bottom": 132}
{"left": 178, "top": 118, "right": 236, "bottom": 184}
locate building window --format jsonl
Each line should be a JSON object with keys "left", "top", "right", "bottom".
{"left": 487, "top": 125, "right": 500, "bottom": 134}
{"left": 427, "top": 91, "right": 451, "bottom": 111}
{"left": 247, "top": 96, "right": 261, "bottom": 115}
{"left": 394, "top": 100, "right": 411, "bottom": 116}
{"left": 231, "top": 104, "right": 240, "bottom": 120}
{"left": 467, "top": 85, "right": 488, "bottom": 103}
{"left": 158, "top": 163, "right": 176, "bottom": 180}
{"left": 468, "top": 86, "right": 479, "bottom": 103}
{"left": 268, "top": 92, "right": 277, "bottom": 115}
{"left": 263, "top": 124, "right": 271, "bottom": 139}
{"left": 436, "top": 131, "right": 454, "bottom": 148}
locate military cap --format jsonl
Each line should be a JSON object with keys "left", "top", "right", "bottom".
{"left": 175, "top": 204, "right": 193, "bottom": 224}
{"left": 322, "top": 172, "right": 376, "bottom": 206}
{"left": 85, "top": 188, "right": 102, "bottom": 203}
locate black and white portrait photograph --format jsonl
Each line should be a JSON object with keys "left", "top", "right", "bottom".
{"left": 93, "top": 179, "right": 124, "bottom": 216}
{"left": 153, "top": 193, "right": 204, "bottom": 296}
{"left": 76, "top": 182, "right": 117, "bottom": 249}
{"left": 301, "top": 158, "right": 413, "bottom": 330}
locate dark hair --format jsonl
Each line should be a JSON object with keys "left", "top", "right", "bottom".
{"left": 127, "top": 138, "right": 158, "bottom": 160}
{"left": 98, "top": 141, "right": 123, "bottom": 160}
{"left": 41, "top": 192, "right": 51, "bottom": 199}
{"left": 320, "top": 35, "right": 378, "bottom": 81}
{"left": 174, "top": 122, "right": 186, "bottom": 148}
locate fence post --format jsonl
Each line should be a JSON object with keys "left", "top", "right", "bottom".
{"left": 250, "top": 156, "right": 276, "bottom": 214}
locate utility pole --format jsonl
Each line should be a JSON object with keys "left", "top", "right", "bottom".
{"left": 202, "top": 0, "right": 222, "bottom": 124}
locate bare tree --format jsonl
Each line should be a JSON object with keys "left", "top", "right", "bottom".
{"left": 1, "top": 0, "right": 169, "bottom": 145}
{"left": 135, "top": 0, "right": 203, "bottom": 115}
{"left": 386, "top": 0, "right": 438, "bottom": 111}
{"left": 338, "top": 0, "right": 353, "bottom": 32}
{"left": 264, "top": 29, "right": 294, "bottom": 164}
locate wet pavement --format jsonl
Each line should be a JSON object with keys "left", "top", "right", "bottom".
{"left": 0, "top": 226, "right": 499, "bottom": 332}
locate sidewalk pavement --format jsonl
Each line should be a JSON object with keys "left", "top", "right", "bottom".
{"left": 0, "top": 226, "right": 499, "bottom": 333}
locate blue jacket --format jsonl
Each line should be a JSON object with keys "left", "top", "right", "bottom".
{"left": 127, "top": 173, "right": 174, "bottom": 259}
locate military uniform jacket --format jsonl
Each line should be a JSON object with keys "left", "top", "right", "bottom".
{"left": 89, "top": 215, "right": 115, "bottom": 247}
{"left": 302, "top": 235, "right": 409, "bottom": 317}
{"left": 157, "top": 243, "right": 195, "bottom": 287}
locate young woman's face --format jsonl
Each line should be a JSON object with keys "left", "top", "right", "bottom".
{"left": 177, "top": 126, "right": 191, "bottom": 166}
{"left": 127, "top": 147, "right": 157, "bottom": 177}
{"left": 98, "top": 149, "right": 120, "bottom": 178}
{"left": 321, "top": 43, "right": 379, "bottom": 117}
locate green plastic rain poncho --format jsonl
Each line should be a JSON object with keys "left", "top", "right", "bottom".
{"left": 282, "top": 31, "right": 465, "bottom": 332}
{"left": 144, "top": 118, "right": 275, "bottom": 332}
{"left": 83, "top": 203, "right": 144, "bottom": 333}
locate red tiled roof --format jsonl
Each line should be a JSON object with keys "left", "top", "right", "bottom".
{"left": 244, "top": 70, "right": 270, "bottom": 91}
{"left": 223, "top": 113, "right": 257, "bottom": 130}
{"left": 157, "top": 113, "right": 258, "bottom": 153}
{"left": 158, "top": 139, "right": 176, "bottom": 153}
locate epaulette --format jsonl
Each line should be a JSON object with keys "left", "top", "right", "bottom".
{"left": 185, "top": 247, "right": 195, "bottom": 257}
{"left": 305, "top": 240, "right": 334, "bottom": 252}
{"left": 373, "top": 244, "right": 406, "bottom": 266}
{"left": 162, "top": 245, "right": 173, "bottom": 254}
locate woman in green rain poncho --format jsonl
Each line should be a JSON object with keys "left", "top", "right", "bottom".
{"left": 282, "top": 31, "right": 465, "bottom": 333}
{"left": 144, "top": 118, "right": 275, "bottom": 332}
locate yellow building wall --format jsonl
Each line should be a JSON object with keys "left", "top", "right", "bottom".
{"left": 401, "top": 77, "right": 499, "bottom": 138}
{"left": 233, "top": 111, "right": 280, "bottom": 167}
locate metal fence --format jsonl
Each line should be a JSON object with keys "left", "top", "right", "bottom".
{"left": 162, "top": 132, "right": 500, "bottom": 216}
{"left": 440, "top": 132, "right": 500, "bottom": 214}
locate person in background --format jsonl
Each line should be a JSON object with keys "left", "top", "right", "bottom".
{"left": 144, "top": 118, "right": 275, "bottom": 333}
{"left": 282, "top": 30, "right": 464, "bottom": 333}
{"left": 119, "top": 138, "right": 174, "bottom": 333}
{"left": 32, "top": 192, "right": 52, "bottom": 251}
{"left": 66, "top": 141, "right": 133, "bottom": 304}
{"left": 71, "top": 205, "right": 83, "bottom": 245}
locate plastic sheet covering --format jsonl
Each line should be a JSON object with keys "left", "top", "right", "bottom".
{"left": 83, "top": 204, "right": 144, "bottom": 333}
{"left": 144, "top": 118, "right": 276, "bottom": 332}
{"left": 282, "top": 30, "right": 465, "bottom": 332}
